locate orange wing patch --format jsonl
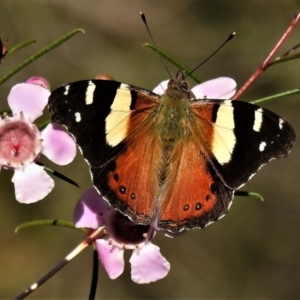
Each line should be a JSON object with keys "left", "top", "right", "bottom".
{"left": 158, "top": 102, "right": 233, "bottom": 232}
{"left": 158, "top": 139, "right": 233, "bottom": 232}
{"left": 106, "top": 106, "right": 163, "bottom": 225}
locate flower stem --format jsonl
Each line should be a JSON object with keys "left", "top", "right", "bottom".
{"left": 233, "top": 11, "right": 300, "bottom": 100}
{"left": 266, "top": 52, "right": 300, "bottom": 68}
{"left": 15, "top": 219, "right": 77, "bottom": 233}
{"left": 235, "top": 190, "right": 264, "bottom": 201}
{"left": 88, "top": 249, "right": 99, "bottom": 300}
{"left": 0, "top": 28, "right": 84, "bottom": 86}
{"left": 251, "top": 88, "right": 300, "bottom": 104}
{"left": 35, "top": 161, "right": 79, "bottom": 187}
{"left": 14, "top": 227, "right": 107, "bottom": 300}
{"left": 7, "top": 39, "right": 36, "bottom": 55}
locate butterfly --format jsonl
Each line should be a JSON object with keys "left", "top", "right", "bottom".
{"left": 48, "top": 71, "right": 296, "bottom": 233}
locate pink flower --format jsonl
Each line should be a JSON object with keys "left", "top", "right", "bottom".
{"left": 153, "top": 77, "right": 237, "bottom": 99}
{"left": 73, "top": 188, "right": 170, "bottom": 283}
{"left": 0, "top": 79, "right": 76, "bottom": 203}
{"left": 26, "top": 76, "right": 51, "bottom": 90}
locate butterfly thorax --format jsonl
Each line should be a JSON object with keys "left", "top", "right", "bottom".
{"left": 155, "top": 79, "right": 192, "bottom": 151}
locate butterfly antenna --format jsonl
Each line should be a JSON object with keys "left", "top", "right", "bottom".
{"left": 140, "top": 12, "right": 172, "bottom": 79}
{"left": 184, "top": 32, "right": 236, "bottom": 80}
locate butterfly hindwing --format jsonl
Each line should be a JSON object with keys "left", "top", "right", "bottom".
{"left": 158, "top": 138, "right": 233, "bottom": 232}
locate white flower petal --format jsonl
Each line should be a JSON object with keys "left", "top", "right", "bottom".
{"left": 96, "top": 239, "right": 125, "bottom": 279}
{"left": 12, "top": 163, "right": 54, "bottom": 203}
{"left": 152, "top": 79, "right": 169, "bottom": 95}
{"left": 8, "top": 83, "right": 50, "bottom": 121}
{"left": 130, "top": 243, "right": 170, "bottom": 284}
{"left": 191, "top": 77, "right": 237, "bottom": 99}
{"left": 41, "top": 123, "right": 76, "bottom": 165}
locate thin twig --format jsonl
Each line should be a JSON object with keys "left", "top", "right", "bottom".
{"left": 14, "top": 227, "right": 107, "bottom": 300}
{"left": 233, "top": 11, "right": 300, "bottom": 100}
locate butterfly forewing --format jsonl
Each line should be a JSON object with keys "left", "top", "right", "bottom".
{"left": 49, "top": 79, "right": 162, "bottom": 224}
{"left": 49, "top": 80, "right": 160, "bottom": 167}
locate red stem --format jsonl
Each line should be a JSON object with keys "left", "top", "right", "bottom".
{"left": 232, "top": 11, "right": 300, "bottom": 100}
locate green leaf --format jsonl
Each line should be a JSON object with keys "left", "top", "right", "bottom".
{"left": 0, "top": 28, "right": 84, "bottom": 86}
{"left": 144, "top": 43, "right": 202, "bottom": 83}
{"left": 15, "top": 219, "right": 80, "bottom": 233}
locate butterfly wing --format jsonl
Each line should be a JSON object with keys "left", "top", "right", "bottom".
{"left": 192, "top": 100, "right": 296, "bottom": 189}
{"left": 91, "top": 106, "right": 164, "bottom": 225}
{"left": 158, "top": 138, "right": 233, "bottom": 232}
{"left": 157, "top": 99, "right": 295, "bottom": 232}
{"left": 49, "top": 81, "right": 295, "bottom": 233}
{"left": 49, "top": 80, "right": 163, "bottom": 224}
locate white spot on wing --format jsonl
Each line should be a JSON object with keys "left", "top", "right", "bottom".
{"left": 217, "top": 214, "right": 226, "bottom": 220}
{"left": 204, "top": 221, "right": 214, "bottom": 228}
{"left": 279, "top": 118, "right": 284, "bottom": 129}
{"left": 85, "top": 81, "right": 96, "bottom": 105}
{"left": 227, "top": 200, "right": 234, "bottom": 210}
{"left": 75, "top": 112, "right": 81, "bottom": 122}
{"left": 253, "top": 107, "right": 263, "bottom": 132}
{"left": 259, "top": 141, "right": 266, "bottom": 152}
{"left": 105, "top": 83, "right": 132, "bottom": 146}
{"left": 64, "top": 85, "right": 70, "bottom": 95}
{"left": 212, "top": 101, "right": 236, "bottom": 165}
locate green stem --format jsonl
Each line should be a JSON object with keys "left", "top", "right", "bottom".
{"left": 251, "top": 88, "right": 300, "bottom": 104}
{"left": 266, "top": 53, "right": 300, "bottom": 69}
{"left": 0, "top": 28, "right": 84, "bottom": 86}
{"left": 144, "top": 43, "right": 202, "bottom": 83}
{"left": 235, "top": 191, "right": 264, "bottom": 201}
{"left": 35, "top": 161, "right": 79, "bottom": 188}
{"left": 15, "top": 219, "right": 79, "bottom": 232}
{"left": 8, "top": 39, "right": 36, "bottom": 55}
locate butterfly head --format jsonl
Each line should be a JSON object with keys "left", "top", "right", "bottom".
{"left": 166, "top": 70, "right": 190, "bottom": 97}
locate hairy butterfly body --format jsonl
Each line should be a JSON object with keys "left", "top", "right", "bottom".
{"left": 49, "top": 71, "right": 295, "bottom": 233}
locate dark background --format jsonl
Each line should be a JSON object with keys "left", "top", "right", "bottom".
{"left": 0, "top": 1, "right": 299, "bottom": 299}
